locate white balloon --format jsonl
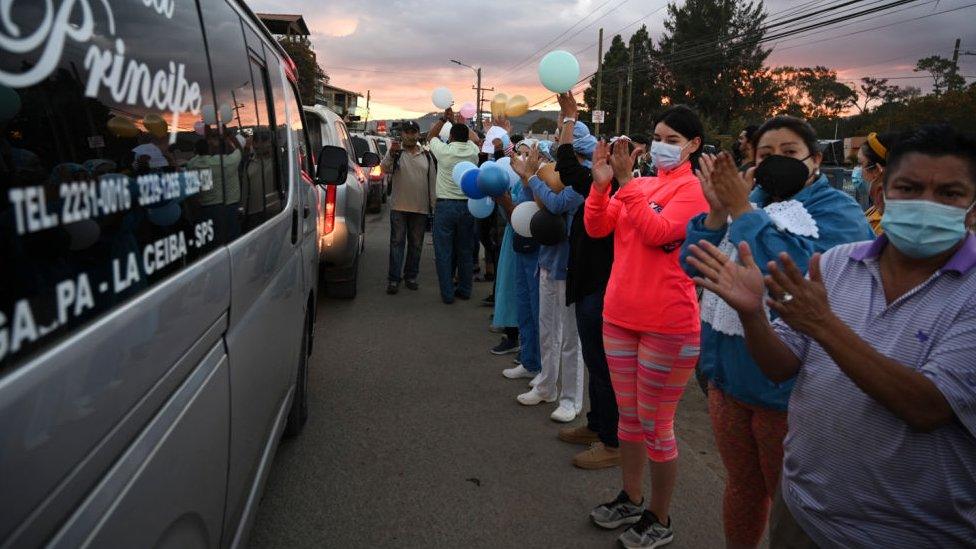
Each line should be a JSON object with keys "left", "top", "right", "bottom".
{"left": 201, "top": 105, "right": 216, "bottom": 125}
{"left": 511, "top": 201, "right": 540, "bottom": 237}
{"left": 439, "top": 121, "right": 452, "bottom": 142}
{"left": 431, "top": 87, "right": 454, "bottom": 109}
{"left": 219, "top": 103, "right": 233, "bottom": 125}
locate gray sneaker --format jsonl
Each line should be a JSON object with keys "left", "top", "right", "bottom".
{"left": 590, "top": 490, "right": 644, "bottom": 529}
{"left": 617, "top": 511, "right": 673, "bottom": 549}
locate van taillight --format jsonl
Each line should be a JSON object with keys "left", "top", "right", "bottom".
{"left": 370, "top": 165, "right": 382, "bottom": 177}
{"left": 324, "top": 185, "right": 336, "bottom": 235}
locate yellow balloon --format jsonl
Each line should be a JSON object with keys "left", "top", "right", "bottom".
{"left": 491, "top": 93, "right": 508, "bottom": 117}
{"left": 107, "top": 116, "right": 139, "bottom": 138}
{"left": 143, "top": 113, "right": 169, "bottom": 138}
{"left": 505, "top": 95, "right": 529, "bottom": 118}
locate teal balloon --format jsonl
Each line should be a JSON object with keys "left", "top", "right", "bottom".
{"left": 538, "top": 50, "right": 580, "bottom": 93}
{"left": 452, "top": 161, "right": 477, "bottom": 185}
{"left": 477, "top": 165, "right": 509, "bottom": 197}
{"left": 461, "top": 168, "right": 485, "bottom": 199}
{"left": 467, "top": 197, "right": 495, "bottom": 219}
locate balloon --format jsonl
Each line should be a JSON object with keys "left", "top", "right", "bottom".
{"left": 477, "top": 165, "right": 509, "bottom": 197}
{"left": 530, "top": 209, "right": 567, "bottom": 246}
{"left": 143, "top": 113, "right": 168, "bottom": 138}
{"left": 460, "top": 168, "right": 485, "bottom": 199}
{"left": 439, "top": 121, "right": 452, "bottom": 142}
{"left": 491, "top": 93, "right": 508, "bottom": 118}
{"left": 538, "top": 50, "right": 581, "bottom": 93}
{"left": 201, "top": 104, "right": 217, "bottom": 125}
{"left": 432, "top": 87, "right": 454, "bottom": 109}
{"left": 452, "top": 160, "right": 477, "bottom": 185}
{"left": 107, "top": 116, "right": 139, "bottom": 138}
{"left": 467, "top": 196, "right": 495, "bottom": 219}
{"left": 219, "top": 103, "right": 233, "bottom": 125}
{"left": 459, "top": 102, "right": 476, "bottom": 119}
{"left": 505, "top": 95, "right": 529, "bottom": 117}
{"left": 480, "top": 160, "right": 496, "bottom": 170}
{"left": 194, "top": 121, "right": 206, "bottom": 136}
{"left": 495, "top": 157, "right": 520, "bottom": 187}
{"left": 0, "top": 85, "right": 21, "bottom": 122}
{"left": 511, "top": 201, "right": 540, "bottom": 237}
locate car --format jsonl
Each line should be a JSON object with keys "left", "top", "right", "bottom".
{"left": 0, "top": 1, "right": 323, "bottom": 547}
{"left": 817, "top": 139, "right": 868, "bottom": 209}
{"left": 369, "top": 135, "right": 393, "bottom": 203}
{"left": 303, "top": 106, "right": 379, "bottom": 298}
{"left": 351, "top": 133, "right": 387, "bottom": 213}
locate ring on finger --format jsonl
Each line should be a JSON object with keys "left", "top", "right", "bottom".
{"left": 780, "top": 293, "right": 794, "bottom": 303}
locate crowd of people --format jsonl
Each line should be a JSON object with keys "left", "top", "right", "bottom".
{"left": 377, "top": 92, "right": 976, "bottom": 548}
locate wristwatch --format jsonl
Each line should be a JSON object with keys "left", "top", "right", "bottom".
{"left": 562, "top": 117, "right": 577, "bottom": 125}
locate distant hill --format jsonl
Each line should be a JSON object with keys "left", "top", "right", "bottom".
{"left": 413, "top": 110, "right": 559, "bottom": 135}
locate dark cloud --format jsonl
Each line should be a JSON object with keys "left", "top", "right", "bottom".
{"left": 249, "top": 0, "right": 976, "bottom": 113}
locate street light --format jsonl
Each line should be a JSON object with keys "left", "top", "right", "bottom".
{"left": 450, "top": 59, "right": 484, "bottom": 130}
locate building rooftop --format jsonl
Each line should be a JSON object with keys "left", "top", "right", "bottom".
{"left": 256, "top": 13, "right": 310, "bottom": 36}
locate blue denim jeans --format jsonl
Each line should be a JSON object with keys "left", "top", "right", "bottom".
{"left": 575, "top": 291, "right": 618, "bottom": 447}
{"left": 388, "top": 210, "right": 427, "bottom": 283}
{"left": 433, "top": 200, "right": 475, "bottom": 302}
{"left": 514, "top": 250, "right": 541, "bottom": 373}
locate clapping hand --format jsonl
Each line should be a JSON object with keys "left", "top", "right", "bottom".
{"left": 609, "top": 139, "right": 640, "bottom": 188}
{"left": 591, "top": 140, "right": 613, "bottom": 193}
{"left": 709, "top": 152, "right": 752, "bottom": 217}
{"left": 764, "top": 252, "right": 833, "bottom": 338}
{"left": 511, "top": 144, "right": 541, "bottom": 181}
{"left": 686, "top": 240, "right": 765, "bottom": 316}
{"left": 495, "top": 115, "right": 512, "bottom": 134}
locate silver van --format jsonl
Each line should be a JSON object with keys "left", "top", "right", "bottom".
{"left": 302, "top": 106, "right": 378, "bottom": 298}
{"left": 1, "top": 1, "right": 323, "bottom": 546}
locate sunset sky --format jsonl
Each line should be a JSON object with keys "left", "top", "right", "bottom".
{"left": 250, "top": 0, "right": 976, "bottom": 120}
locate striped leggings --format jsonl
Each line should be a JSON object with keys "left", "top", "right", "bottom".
{"left": 603, "top": 321, "right": 700, "bottom": 462}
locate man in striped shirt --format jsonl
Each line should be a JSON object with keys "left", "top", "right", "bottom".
{"left": 687, "top": 125, "right": 976, "bottom": 547}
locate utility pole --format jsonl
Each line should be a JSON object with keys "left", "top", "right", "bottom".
{"left": 471, "top": 73, "right": 495, "bottom": 132}
{"left": 364, "top": 89, "right": 371, "bottom": 126}
{"left": 625, "top": 39, "right": 634, "bottom": 136}
{"left": 595, "top": 27, "right": 604, "bottom": 136}
{"left": 614, "top": 79, "right": 624, "bottom": 135}
{"left": 950, "top": 37, "right": 962, "bottom": 92}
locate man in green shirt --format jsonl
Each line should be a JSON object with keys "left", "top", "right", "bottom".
{"left": 426, "top": 109, "right": 481, "bottom": 303}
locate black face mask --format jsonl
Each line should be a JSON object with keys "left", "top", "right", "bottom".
{"left": 755, "top": 155, "right": 810, "bottom": 200}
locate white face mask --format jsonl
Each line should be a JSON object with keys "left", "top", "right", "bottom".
{"left": 650, "top": 140, "right": 689, "bottom": 170}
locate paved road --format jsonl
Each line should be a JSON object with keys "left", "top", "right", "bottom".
{"left": 249, "top": 207, "right": 726, "bottom": 548}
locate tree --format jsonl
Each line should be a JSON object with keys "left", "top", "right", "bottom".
{"left": 584, "top": 34, "right": 631, "bottom": 129}
{"left": 770, "top": 66, "right": 856, "bottom": 118}
{"left": 278, "top": 38, "right": 328, "bottom": 105}
{"left": 852, "top": 77, "right": 893, "bottom": 113}
{"left": 529, "top": 116, "right": 557, "bottom": 133}
{"left": 655, "top": 0, "right": 777, "bottom": 131}
{"left": 914, "top": 55, "right": 965, "bottom": 96}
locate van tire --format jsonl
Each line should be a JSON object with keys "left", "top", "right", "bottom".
{"left": 325, "top": 255, "right": 358, "bottom": 299}
{"left": 283, "top": 315, "right": 310, "bottom": 438}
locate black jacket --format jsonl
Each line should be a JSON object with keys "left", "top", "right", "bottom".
{"left": 555, "top": 144, "right": 617, "bottom": 305}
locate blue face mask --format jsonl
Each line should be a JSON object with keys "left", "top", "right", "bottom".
{"left": 881, "top": 198, "right": 973, "bottom": 258}
{"left": 650, "top": 140, "right": 688, "bottom": 171}
{"left": 851, "top": 166, "right": 866, "bottom": 191}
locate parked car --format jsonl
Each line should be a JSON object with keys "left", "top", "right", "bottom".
{"left": 1, "top": 1, "right": 322, "bottom": 547}
{"left": 351, "top": 133, "right": 387, "bottom": 213}
{"left": 369, "top": 135, "right": 393, "bottom": 202}
{"left": 303, "top": 106, "right": 379, "bottom": 298}
{"left": 817, "top": 139, "right": 867, "bottom": 208}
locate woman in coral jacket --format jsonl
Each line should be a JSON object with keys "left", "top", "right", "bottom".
{"left": 584, "top": 105, "right": 709, "bottom": 549}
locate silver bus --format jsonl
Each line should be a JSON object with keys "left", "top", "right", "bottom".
{"left": 0, "top": 1, "right": 327, "bottom": 546}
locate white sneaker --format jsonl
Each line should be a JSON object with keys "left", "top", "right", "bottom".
{"left": 550, "top": 404, "right": 577, "bottom": 423}
{"left": 529, "top": 374, "right": 541, "bottom": 388}
{"left": 517, "top": 388, "right": 557, "bottom": 406}
{"left": 503, "top": 365, "right": 535, "bottom": 379}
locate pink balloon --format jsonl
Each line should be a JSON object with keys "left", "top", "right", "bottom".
{"left": 459, "top": 102, "right": 476, "bottom": 119}
{"left": 194, "top": 121, "right": 206, "bottom": 136}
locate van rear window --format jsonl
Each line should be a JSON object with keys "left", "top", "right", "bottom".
{"left": 0, "top": 1, "right": 259, "bottom": 369}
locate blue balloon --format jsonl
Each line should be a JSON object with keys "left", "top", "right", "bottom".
{"left": 452, "top": 161, "right": 477, "bottom": 185}
{"left": 480, "top": 160, "right": 496, "bottom": 170}
{"left": 467, "top": 197, "right": 495, "bottom": 219}
{"left": 460, "top": 168, "right": 485, "bottom": 199}
{"left": 538, "top": 50, "right": 581, "bottom": 93}
{"left": 477, "top": 164, "right": 509, "bottom": 197}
